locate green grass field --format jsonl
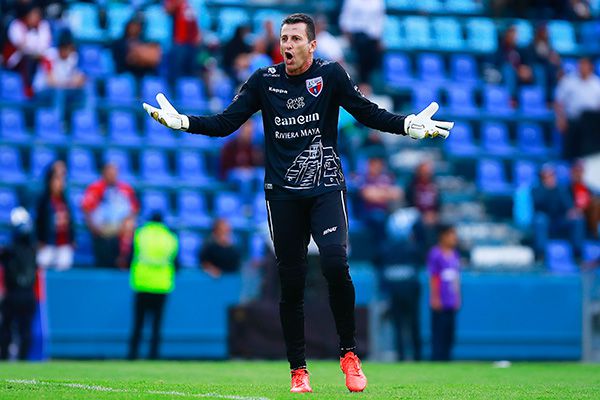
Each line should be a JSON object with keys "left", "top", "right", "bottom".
{"left": 0, "top": 361, "right": 598, "bottom": 399}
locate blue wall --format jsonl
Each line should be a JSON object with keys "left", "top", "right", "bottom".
{"left": 44, "top": 269, "right": 582, "bottom": 360}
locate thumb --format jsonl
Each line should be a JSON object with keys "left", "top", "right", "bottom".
{"left": 156, "top": 93, "right": 178, "bottom": 114}
{"left": 417, "top": 102, "right": 439, "bottom": 120}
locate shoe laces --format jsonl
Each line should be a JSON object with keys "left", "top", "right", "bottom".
{"left": 342, "top": 353, "right": 362, "bottom": 376}
{"left": 291, "top": 368, "right": 308, "bottom": 386}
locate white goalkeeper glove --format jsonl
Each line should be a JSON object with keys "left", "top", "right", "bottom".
{"left": 404, "top": 102, "right": 453, "bottom": 139}
{"left": 142, "top": 93, "right": 189, "bottom": 131}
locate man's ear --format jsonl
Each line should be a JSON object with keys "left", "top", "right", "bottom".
{"left": 308, "top": 40, "right": 317, "bottom": 54}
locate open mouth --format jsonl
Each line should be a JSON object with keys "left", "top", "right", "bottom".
{"left": 285, "top": 51, "right": 294, "bottom": 62}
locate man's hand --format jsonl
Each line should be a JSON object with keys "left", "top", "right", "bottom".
{"left": 142, "top": 93, "right": 189, "bottom": 131}
{"left": 404, "top": 102, "right": 454, "bottom": 139}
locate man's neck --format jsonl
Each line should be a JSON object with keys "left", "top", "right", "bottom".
{"left": 286, "top": 57, "right": 314, "bottom": 76}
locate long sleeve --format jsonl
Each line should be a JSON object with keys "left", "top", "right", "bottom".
{"left": 334, "top": 62, "right": 406, "bottom": 135}
{"left": 186, "top": 71, "right": 261, "bottom": 137}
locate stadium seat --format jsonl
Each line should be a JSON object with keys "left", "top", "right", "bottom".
{"left": 0, "top": 147, "right": 27, "bottom": 184}
{"left": 582, "top": 241, "right": 600, "bottom": 264}
{"left": 179, "top": 230, "right": 203, "bottom": 268}
{"left": 383, "top": 16, "right": 403, "bottom": 50}
{"left": 79, "top": 45, "right": 105, "bottom": 78}
{"left": 30, "top": 147, "right": 58, "bottom": 180}
{"left": 513, "top": 160, "right": 538, "bottom": 187}
{"left": 466, "top": 18, "right": 497, "bottom": 52}
{"left": 218, "top": 7, "right": 251, "bottom": 40}
{"left": 383, "top": 53, "right": 413, "bottom": 88}
{"left": 519, "top": 86, "right": 551, "bottom": 117}
{"left": 144, "top": 4, "right": 173, "bottom": 48}
{"left": 0, "top": 71, "right": 26, "bottom": 103}
{"left": 253, "top": 10, "right": 285, "bottom": 34}
{"left": 177, "top": 150, "right": 210, "bottom": 186}
{"left": 1, "top": 108, "right": 29, "bottom": 142}
{"left": 403, "top": 16, "right": 432, "bottom": 49}
{"left": 108, "top": 111, "right": 141, "bottom": 146}
{"left": 417, "top": 53, "right": 446, "bottom": 84}
{"left": 104, "top": 148, "right": 137, "bottom": 183}
{"left": 0, "top": 188, "right": 19, "bottom": 224}
{"left": 252, "top": 192, "right": 267, "bottom": 223}
{"left": 141, "top": 150, "right": 173, "bottom": 184}
{"left": 562, "top": 58, "right": 578, "bottom": 75}
{"left": 581, "top": 21, "right": 600, "bottom": 53}
{"left": 67, "top": 2, "right": 105, "bottom": 42}
{"left": 432, "top": 17, "right": 464, "bottom": 50}
{"left": 35, "top": 109, "right": 67, "bottom": 143}
{"left": 483, "top": 85, "right": 514, "bottom": 115}
{"left": 145, "top": 117, "right": 178, "bottom": 147}
{"left": 72, "top": 110, "right": 104, "bottom": 145}
{"left": 445, "top": 0, "right": 483, "bottom": 14}
{"left": 107, "top": 2, "right": 133, "bottom": 40}
{"left": 68, "top": 148, "right": 99, "bottom": 184}
{"left": 514, "top": 19, "right": 533, "bottom": 47}
{"left": 516, "top": 122, "right": 548, "bottom": 156}
{"left": 417, "top": 0, "right": 444, "bottom": 13}
{"left": 412, "top": 85, "right": 439, "bottom": 111}
{"left": 214, "top": 192, "right": 248, "bottom": 228}
{"left": 68, "top": 188, "right": 86, "bottom": 225}
{"left": 548, "top": 20, "right": 577, "bottom": 54}
{"left": 552, "top": 161, "right": 571, "bottom": 185}
{"left": 444, "top": 121, "right": 479, "bottom": 157}
{"left": 481, "top": 122, "right": 514, "bottom": 156}
{"left": 176, "top": 78, "right": 208, "bottom": 110}
{"left": 177, "top": 190, "right": 211, "bottom": 228}
{"left": 105, "top": 74, "right": 136, "bottom": 106}
{"left": 387, "top": 0, "right": 418, "bottom": 11}
{"left": 73, "top": 229, "right": 94, "bottom": 266}
{"left": 546, "top": 240, "right": 578, "bottom": 274}
{"left": 446, "top": 85, "right": 478, "bottom": 116}
{"left": 450, "top": 54, "right": 479, "bottom": 85}
{"left": 140, "top": 190, "right": 171, "bottom": 221}
{"left": 477, "top": 159, "right": 512, "bottom": 195}
{"left": 141, "top": 76, "right": 170, "bottom": 105}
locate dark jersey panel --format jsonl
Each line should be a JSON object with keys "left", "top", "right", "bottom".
{"left": 186, "top": 59, "right": 407, "bottom": 200}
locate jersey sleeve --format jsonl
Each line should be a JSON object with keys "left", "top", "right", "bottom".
{"left": 334, "top": 62, "right": 406, "bottom": 135}
{"left": 186, "top": 71, "right": 261, "bottom": 137}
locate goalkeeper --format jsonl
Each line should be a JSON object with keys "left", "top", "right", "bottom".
{"left": 144, "top": 13, "right": 453, "bottom": 394}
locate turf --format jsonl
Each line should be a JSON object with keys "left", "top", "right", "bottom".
{"left": 0, "top": 361, "right": 598, "bottom": 399}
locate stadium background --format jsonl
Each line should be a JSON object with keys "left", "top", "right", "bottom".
{"left": 0, "top": 0, "right": 599, "bottom": 365}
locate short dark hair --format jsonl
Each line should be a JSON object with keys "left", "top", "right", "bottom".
{"left": 281, "top": 13, "right": 316, "bottom": 41}
{"left": 437, "top": 223, "right": 455, "bottom": 239}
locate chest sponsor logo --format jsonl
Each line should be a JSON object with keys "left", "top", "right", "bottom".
{"left": 306, "top": 76, "right": 323, "bottom": 97}
{"left": 286, "top": 96, "right": 305, "bottom": 109}
{"left": 268, "top": 86, "right": 287, "bottom": 94}
{"left": 274, "top": 113, "right": 319, "bottom": 126}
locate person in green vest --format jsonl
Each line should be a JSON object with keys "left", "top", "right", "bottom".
{"left": 128, "top": 212, "right": 179, "bottom": 360}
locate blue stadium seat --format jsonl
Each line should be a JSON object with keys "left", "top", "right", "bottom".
{"left": 481, "top": 122, "right": 514, "bottom": 156}
{"left": 445, "top": 0, "right": 483, "bottom": 14}
{"left": 403, "top": 16, "right": 432, "bottom": 49}
{"left": 107, "top": 2, "right": 133, "bottom": 40}
{"left": 144, "top": 4, "right": 173, "bottom": 48}
{"left": 253, "top": 193, "right": 267, "bottom": 223}
{"left": 514, "top": 19, "right": 533, "bottom": 47}
{"left": 0, "top": 147, "right": 26, "bottom": 184}
{"left": 444, "top": 121, "right": 478, "bottom": 156}
{"left": 104, "top": 148, "right": 137, "bottom": 183}
{"left": 432, "top": 17, "right": 464, "bottom": 50}
{"left": 141, "top": 150, "right": 173, "bottom": 184}
{"left": 513, "top": 160, "right": 538, "bottom": 187}
{"left": 141, "top": 76, "right": 170, "bottom": 104}
{"left": 483, "top": 85, "right": 514, "bottom": 115}
{"left": 177, "top": 190, "right": 211, "bottom": 228}
{"left": 73, "top": 229, "right": 94, "bottom": 266}
{"left": 446, "top": 85, "right": 478, "bottom": 116}
{"left": 583, "top": 241, "right": 600, "bottom": 264}
{"left": 30, "top": 147, "right": 58, "bottom": 180}
{"left": 1, "top": 108, "right": 29, "bottom": 142}
{"left": 412, "top": 85, "right": 439, "bottom": 111}
{"left": 383, "top": 16, "right": 403, "bottom": 49}
{"left": 68, "top": 188, "right": 86, "bottom": 225}
{"left": 0, "top": 188, "right": 18, "bottom": 224}
{"left": 417, "top": 53, "right": 446, "bottom": 84}
{"left": 581, "top": 21, "right": 600, "bottom": 53}
{"left": 140, "top": 190, "right": 171, "bottom": 221}
{"left": 519, "top": 86, "right": 551, "bottom": 117}
{"left": 383, "top": 53, "right": 413, "bottom": 88}
{"left": 72, "top": 110, "right": 104, "bottom": 145}
{"left": 36, "top": 109, "right": 67, "bottom": 143}
{"left": 466, "top": 18, "right": 497, "bottom": 52}
{"left": 218, "top": 7, "right": 251, "bottom": 40}
{"left": 67, "top": 2, "right": 105, "bottom": 42}
{"left": 176, "top": 78, "right": 208, "bottom": 110}
{"left": 552, "top": 161, "right": 571, "bottom": 185}
{"left": 106, "top": 74, "right": 136, "bottom": 106}
{"left": 516, "top": 122, "right": 548, "bottom": 156}
{"left": 177, "top": 150, "right": 210, "bottom": 186}
{"left": 477, "top": 159, "right": 512, "bottom": 195}
{"left": 387, "top": 0, "right": 418, "bottom": 11}
{"left": 109, "top": 111, "right": 141, "bottom": 146}
{"left": 253, "top": 10, "right": 285, "bottom": 34}
{"left": 562, "top": 58, "right": 578, "bottom": 75}
{"left": 179, "top": 230, "right": 203, "bottom": 268}
{"left": 0, "top": 71, "right": 26, "bottom": 103}
{"left": 79, "top": 45, "right": 105, "bottom": 78}
{"left": 68, "top": 148, "right": 98, "bottom": 184}
{"left": 214, "top": 192, "right": 248, "bottom": 228}
{"left": 548, "top": 20, "right": 577, "bottom": 54}
{"left": 145, "top": 117, "right": 178, "bottom": 147}
{"left": 417, "top": 0, "right": 444, "bottom": 13}
{"left": 450, "top": 54, "right": 479, "bottom": 85}
{"left": 546, "top": 240, "right": 578, "bottom": 273}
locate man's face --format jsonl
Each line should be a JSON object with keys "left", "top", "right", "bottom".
{"left": 280, "top": 23, "right": 316, "bottom": 75}
{"left": 103, "top": 164, "right": 118, "bottom": 185}
{"left": 541, "top": 171, "right": 556, "bottom": 188}
{"left": 579, "top": 59, "right": 593, "bottom": 78}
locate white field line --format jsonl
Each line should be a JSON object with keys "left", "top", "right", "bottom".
{"left": 4, "top": 379, "right": 270, "bottom": 400}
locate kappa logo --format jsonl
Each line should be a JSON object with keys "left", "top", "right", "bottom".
{"left": 269, "top": 86, "right": 288, "bottom": 94}
{"left": 286, "top": 96, "right": 305, "bottom": 110}
{"left": 306, "top": 76, "right": 323, "bottom": 97}
{"left": 323, "top": 226, "right": 338, "bottom": 236}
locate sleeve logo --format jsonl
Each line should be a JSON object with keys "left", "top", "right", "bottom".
{"left": 305, "top": 76, "right": 323, "bottom": 97}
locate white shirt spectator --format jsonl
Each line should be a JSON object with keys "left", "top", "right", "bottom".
{"left": 34, "top": 47, "right": 84, "bottom": 91}
{"left": 339, "top": 0, "right": 385, "bottom": 40}
{"left": 6, "top": 18, "right": 52, "bottom": 68}
{"left": 555, "top": 73, "right": 600, "bottom": 119}
{"left": 316, "top": 30, "right": 344, "bottom": 63}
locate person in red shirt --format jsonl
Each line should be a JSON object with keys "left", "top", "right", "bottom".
{"left": 571, "top": 161, "right": 600, "bottom": 238}
{"left": 219, "top": 119, "right": 263, "bottom": 179}
{"left": 164, "top": 0, "right": 201, "bottom": 83}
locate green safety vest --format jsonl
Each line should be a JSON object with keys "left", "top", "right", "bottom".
{"left": 130, "top": 222, "right": 179, "bottom": 294}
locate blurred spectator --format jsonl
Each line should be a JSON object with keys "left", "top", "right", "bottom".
{"left": 567, "top": 0, "right": 592, "bottom": 19}
{"left": 523, "top": 24, "right": 561, "bottom": 100}
{"left": 81, "top": 163, "right": 139, "bottom": 269}
{"left": 128, "top": 212, "right": 179, "bottom": 360}
{"left": 112, "top": 17, "right": 161, "bottom": 78}
{"left": 219, "top": 119, "right": 263, "bottom": 179}
{"left": 249, "top": 37, "right": 273, "bottom": 72}
{"left": 164, "top": 0, "right": 201, "bottom": 83}
{"left": 428, "top": 224, "right": 461, "bottom": 362}
{"left": 571, "top": 161, "right": 600, "bottom": 239}
{"left": 35, "top": 164, "right": 75, "bottom": 271}
{"left": 533, "top": 164, "right": 585, "bottom": 257}
{"left": 491, "top": 25, "right": 533, "bottom": 89}
{"left": 200, "top": 219, "right": 241, "bottom": 278}
{"left": 339, "top": 0, "right": 384, "bottom": 84}
{"left": 262, "top": 20, "right": 283, "bottom": 64}
{"left": 555, "top": 58, "right": 600, "bottom": 160}
{"left": 2, "top": 3, "right": 52, "bottom": 97}
{"left": 314, "top": 15, "right": 344, "bottom": 64}
{"left": 0, "top": 207, "right": 37, "bottom": 360}
{"left": 222, "top": 24, "right": 252, "bottom": 85}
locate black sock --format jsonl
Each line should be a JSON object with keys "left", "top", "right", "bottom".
{"left": 291, "top": 365, "right": 307, "bottom": 371}
{"left": 340, "top": 346, "right": 356, "bottom": 358}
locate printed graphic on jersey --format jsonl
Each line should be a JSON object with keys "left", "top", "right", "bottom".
{"left": 284, "top": 135, "right": 344, "bottom": 189}
{"left": 286, "top": 96, "right": 305, "bottom": 109}
{"left": 306, "top": 76, "right": 323, "bottom": 97}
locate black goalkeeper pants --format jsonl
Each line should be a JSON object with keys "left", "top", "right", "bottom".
{"left": 266, "top": 190, "right": 356, "bottom": 369}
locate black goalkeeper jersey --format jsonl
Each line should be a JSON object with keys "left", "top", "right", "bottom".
{"left": 186, "top": 59, "right": 407, "bottom": 200}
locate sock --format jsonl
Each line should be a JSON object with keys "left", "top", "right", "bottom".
{"left": 291, "top": 365, "right": 307, "bottom": 372}
{"left": 340, "top": 346, "right": 356, "bottom": 358}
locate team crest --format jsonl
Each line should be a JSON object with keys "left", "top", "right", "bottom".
{"left": 306, "top": 76, "right": 323, "bottom": 97}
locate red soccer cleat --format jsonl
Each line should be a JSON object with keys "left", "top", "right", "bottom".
{"left": 290, "top": 368, "right": 313, "bottom": 393}
{"left": 340, "top": 352, "right": 367, "bottom": 392}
